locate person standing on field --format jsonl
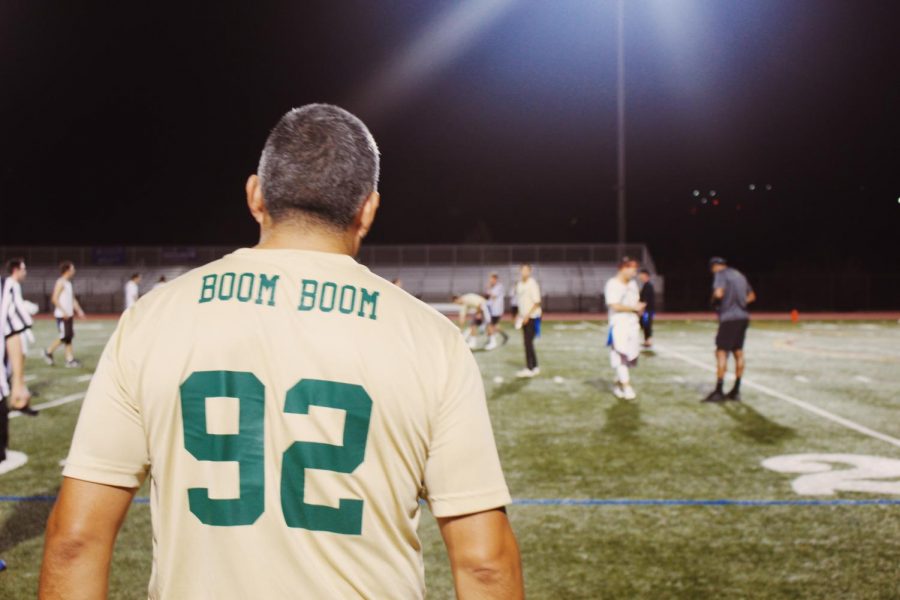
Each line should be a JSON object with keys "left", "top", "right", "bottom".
{"left": 514, "top": 264, "right": 541, "bottom": 378}
{"left": 43, "top": 262, "right": 86, "bottom": 368}
{"left": 637, "top": 268, "right": 655, "bottom": 349}
{"left": 703, "top": 257, "right": 756, "bottom": 403}
{"left": 124, "top": 273, "right": 141, "bottom": 310}
{"left": 604, "top": 257, "right": 645, "bottom": 400}
{"left": 484, "top": 272, "right": 507, "bottom": 351}
{"left": 3, "top": 258, "right": 38, "bottom": 415}
{"left": 40, "top": 104, "right": 522, "bottom": 600}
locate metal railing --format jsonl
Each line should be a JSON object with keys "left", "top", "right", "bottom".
{"left": 1, "top": 243, "right": 657, "bottom": 272}
{"left": 2, "top": 244, "right": 661, "bottom": 314}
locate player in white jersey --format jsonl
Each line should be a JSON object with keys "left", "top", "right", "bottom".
{"left": 3, "top": 258, "right": 38, "bottom": 416}
{"left": 41, "top": 104, "right": 523, "bottom": 600}
{"left": 43, "top": 261, "right": 85, "bottom": 368}
{"left": 484, "top": 272, "right": 507, "bottom": 351}
{"left": 124, "top": 272, "right": 141, "bottom": 310}
{"left": 153, "top": 275, "right": 168, "bottom": 289}
{"left": 604, "top": 257, "right": 645, "bottom": 400}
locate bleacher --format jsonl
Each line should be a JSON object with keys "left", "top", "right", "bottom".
{"left": 2, "top": 244, "right": 663, "bottom": 314}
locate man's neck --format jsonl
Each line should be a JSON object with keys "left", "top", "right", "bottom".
{"left": 255, "top": 223, "right": 358, "bottom": 256}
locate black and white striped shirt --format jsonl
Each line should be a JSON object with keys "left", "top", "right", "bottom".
{"left": 2, "top": 277, "right": 33, "bottom": 338}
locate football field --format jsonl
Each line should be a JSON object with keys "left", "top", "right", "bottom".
{"left": 1, "top": 318, "right": 899, "bottom": 599}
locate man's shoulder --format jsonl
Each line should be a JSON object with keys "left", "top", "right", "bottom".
{"left": 726, "top": 268, "right": 748, "bottom": 284}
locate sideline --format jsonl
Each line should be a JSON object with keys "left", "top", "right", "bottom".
{"left": 9, "top": 392, "right": 86, "bottom": 419}
{"left": 656, "top": 345, "right": 900, "bottom": 450}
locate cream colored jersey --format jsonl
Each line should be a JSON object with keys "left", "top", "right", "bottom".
{"left": 457, "top": 292, "right": 487, "bottom": 316}
{"left": 605, "top": 277, "right": 640, "bottom": 326}
{"left": 515, "top": 277, "right": 542, "bottom": 319}
{"left": 63, "top": 248, "right": 510, "bottom": 600}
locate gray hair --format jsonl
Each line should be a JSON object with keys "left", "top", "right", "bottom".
{"left": 258, "top": 104, "right": 380, "bottom": 229}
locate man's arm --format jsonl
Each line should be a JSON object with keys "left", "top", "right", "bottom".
{"left": 439, "top": 508, "right": 524, "bottom": 599}
{"left": 746, "top": 289, "right": 757, "bottom": 304}
{"left": 608, "top": 302, "right": 644, "bottom": 313}
{"left": 40, "top": 477, "right": 136, "bottom": 600}
{"left": 73, "top": 297, "right": 86, "bottom": 318}
{"left": 6, "top": 334, "right": 30, "bottom": 408}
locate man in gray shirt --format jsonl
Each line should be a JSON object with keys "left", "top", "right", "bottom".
{"left": 704, "top": 257, "right": 756, "bottom": 402}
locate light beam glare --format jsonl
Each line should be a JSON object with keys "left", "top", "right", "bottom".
{"left": 352, "top": 0, "right": 518, "bottom": 119}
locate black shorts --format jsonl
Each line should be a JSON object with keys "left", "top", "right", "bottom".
{"left": 716, "top": 319, "right": 748, "bottom": 352}
{"left": 57, "top": 317, "right": 75, "bottom": 344}
{"left": 490, "top": 315, "right": 501, "bottom": 325}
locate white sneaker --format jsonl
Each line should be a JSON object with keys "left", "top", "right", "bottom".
{"left": 467, "top": 338, "right": 478, "bottom": 350}
{"left": 623, "top": 385, "right": 637, "bottom": 400}
{"left": 484, "top": 339, "right": 498, "bottom": 351}
{"left": 515, "top": 368, "right": 536, "bottom": 378}
{"left": 613, "top": 385, "right": 626, "bottom": 399}
{"left": 531, "top": 367, "right": 540, "bottom": 376}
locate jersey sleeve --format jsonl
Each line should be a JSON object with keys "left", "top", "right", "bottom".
{"left": 423, "top": 332, "right": 511, "bottom": 517}
{"left": 712, "top": 271, "right": 726, "bottom": 290}
{"left": 63, "top": 312, "right": 150, "bottom": 488}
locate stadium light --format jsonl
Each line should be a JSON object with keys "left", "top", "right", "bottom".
{"left": 616, "top": 0, "right": 626, "bottom": 256}
{"left": 355, "top": 0, "right": 631, "bottom": 252}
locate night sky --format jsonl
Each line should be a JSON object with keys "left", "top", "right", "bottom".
{"left": 1, "top": 0, "right": 898, "bottom": 274}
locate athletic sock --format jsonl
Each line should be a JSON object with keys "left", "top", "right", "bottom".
{"left": 732, "top": 377, "right": 741, "bottom": 393}
{"left": 715, "top": 378, "right": 724, "bottom": 393}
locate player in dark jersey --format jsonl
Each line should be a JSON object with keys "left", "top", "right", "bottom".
{"left": 638, "top": 269, "right": 655, "bottom": 349}
{"left": 704, "top": 257, "right": 756, "bottom": 402}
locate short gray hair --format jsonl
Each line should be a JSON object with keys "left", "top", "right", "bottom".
{"left": 258, "top": 104, "right": 380, "bottom": 229}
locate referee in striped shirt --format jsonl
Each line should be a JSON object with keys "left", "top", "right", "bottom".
{"left": 3, "top": 258, "right": 38, "bottom": 416}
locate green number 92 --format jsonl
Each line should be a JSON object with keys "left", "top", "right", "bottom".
{"left": 180, "top": 370, "right": 372, "bottom": 535}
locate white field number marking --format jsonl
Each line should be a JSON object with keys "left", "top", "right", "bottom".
{"left": 762, "top": 454, "right": 900, "bottom": 496}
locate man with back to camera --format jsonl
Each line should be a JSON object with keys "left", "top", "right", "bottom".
{"left": 124, "top": 272, "right": 141, "bottom": 310}
{"left": 637, "top": 268, "right": 655, "bottom": 349}
{"left": 43, "top": 261, "right": 86, "bottom": 368}
{"left": 604, "top": 257, "right": 645, "bottom": 400}
{"left": 704, "top": 257, "right": 756, "bottom": 403}
{"left": 40, "top": 104, "right": 523, "bottom": 600}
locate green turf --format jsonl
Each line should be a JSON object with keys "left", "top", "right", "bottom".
{"left": 2, "top": 319, "right": 899, "bottom": 598}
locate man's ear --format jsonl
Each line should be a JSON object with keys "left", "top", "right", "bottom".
{"left": 355, "top": 191, "right": 380, "bottom": 240}
{"left": 246, "top": 174, "right": 266, "bottom": 225}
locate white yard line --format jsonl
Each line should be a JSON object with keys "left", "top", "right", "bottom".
{"left": 656, "top": 345, "right": 900, "bottom": 450}
{"left": 73, "top": 374, "right": 93, "bottom": 383}
{"left": 10, "top": 392, "right": 86, "bottom": 419}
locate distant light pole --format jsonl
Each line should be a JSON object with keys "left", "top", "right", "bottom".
{"left": 616, "top": 0, "right": 627, "bottom": 257}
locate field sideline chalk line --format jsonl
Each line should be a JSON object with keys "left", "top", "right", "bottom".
{"left": 9, "top": 392, "right": 86, "bottom": 419}
{"left": 657, "top": 345, "right": 900, "bottom": 449}
{"left": 0, "top": 495, "right": 898, "bottom": 507}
